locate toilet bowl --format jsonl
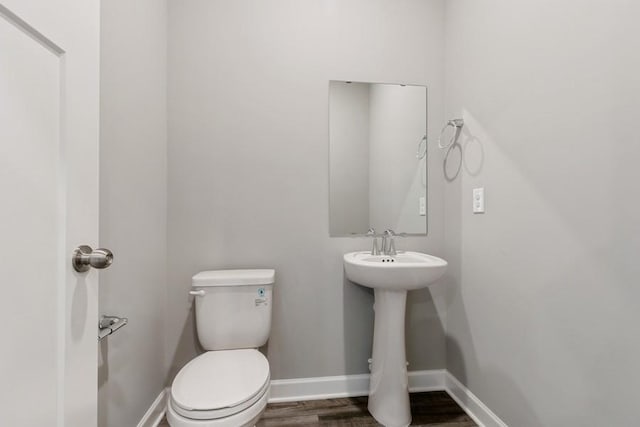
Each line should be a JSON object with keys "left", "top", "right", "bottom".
{"left": 167, "top": 350, "right": 270, "bottom": 427}
{"left": 167, "top": 270, "right": 275, "bottom": 427}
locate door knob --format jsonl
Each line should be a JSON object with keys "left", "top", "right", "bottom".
{"left": 72, "top": 245, "right": 114, "bottom": 272}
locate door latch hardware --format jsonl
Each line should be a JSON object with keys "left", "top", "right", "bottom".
{"left": 72, "top": 245, "right": 113, "bottom": 272}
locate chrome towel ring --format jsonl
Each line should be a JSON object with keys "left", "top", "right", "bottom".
{"left": 438, "top": 118, "right": 464, "bottom": 149}
{"left": 416, "top": 134, "right": 427, "bottom": 159}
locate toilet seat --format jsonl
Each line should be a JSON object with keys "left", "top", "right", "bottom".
{"left": 171, "top": 376, "right": 270, "bottom": 420}
{"left": 166, "top": 389, "right": 268, "bottom": 427}
{"left": 170, "top": 349, "right": 270, "bottom": 421}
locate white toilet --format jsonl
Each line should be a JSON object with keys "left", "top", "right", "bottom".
{"left": 167, "top": 269, "right": 275, "bottom": 427}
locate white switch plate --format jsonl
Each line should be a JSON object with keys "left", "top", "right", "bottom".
{"left": 473, "top": 187, "right": 485, "bottom": 213}
{"left": 419, "top": 196, "right": 426, "bottom": 216}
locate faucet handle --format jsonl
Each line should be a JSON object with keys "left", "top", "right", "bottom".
{"left": 367, "top": 228, "right": 380, "bottom": 255}
{"left": 383, "top": 229, "right": 397, "bottom": 256}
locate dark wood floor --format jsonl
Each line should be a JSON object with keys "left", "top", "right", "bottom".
{"left": 161, "top": 392, "right": 476, "bottom": 426}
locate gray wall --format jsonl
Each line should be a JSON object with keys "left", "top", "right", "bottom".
{"left": 166, "top": 0, "right": 448, "bottom": 382}
{"left": 98, "top": 1, "right": 167, "bottom": 426}
{"left": 443, "top": 1, "right": 640, "bottom": 426}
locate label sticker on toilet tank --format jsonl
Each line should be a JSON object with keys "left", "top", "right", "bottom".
{"left": 255, "top": 288, "right": 268, "bottom": 306}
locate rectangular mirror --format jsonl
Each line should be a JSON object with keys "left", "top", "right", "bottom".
{"left": 329, "top": 80, "right": 428, "bottom": 236}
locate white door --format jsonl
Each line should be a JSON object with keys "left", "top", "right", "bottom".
{"left": 0, "top": 1, "right": 100, "bottom": 426}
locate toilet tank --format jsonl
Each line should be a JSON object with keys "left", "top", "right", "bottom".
{"left": 192, "top": 269, "right": 275, "bottom": 351}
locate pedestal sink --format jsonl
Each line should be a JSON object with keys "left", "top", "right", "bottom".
{"left": 343, "top": 251, "right": 447, "bottom": 427}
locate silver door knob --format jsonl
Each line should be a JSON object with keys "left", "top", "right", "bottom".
{"left": 72, "top": 245, "right": 114, "bottom": 272}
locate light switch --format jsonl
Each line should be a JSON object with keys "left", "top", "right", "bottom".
{"left": 419, "top": 197, "right": 426, "bottom": 216}
{"left": 473, "top": 188, "right": 485, "bottom": 213}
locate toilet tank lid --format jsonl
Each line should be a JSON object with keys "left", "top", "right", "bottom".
{"left": 192, "top": 269, "right": 275, "bottom": 287}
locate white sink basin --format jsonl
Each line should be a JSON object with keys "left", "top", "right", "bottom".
{"left": 343, "top": 251, "right": 447, "bottom": 291}
{"left": 343, "top": 250, "right": 447, "bottom": 427}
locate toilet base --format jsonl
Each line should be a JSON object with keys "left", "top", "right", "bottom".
{"left": 166, "top": 389, "right": 268, "bottom": 427}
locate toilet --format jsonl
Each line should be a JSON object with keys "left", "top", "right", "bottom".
{"left": 167, "top": 269, "right": 275, "bottom": 427}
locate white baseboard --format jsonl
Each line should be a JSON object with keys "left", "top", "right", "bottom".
{"left": 269, "top": 369, "right": 445, "bottom": 403}
{"left": 139, "top": 372, "right": 507, "bottom": 427}
{"left": 136, "top": 388, "right": 168, "bottom": 427}
{"left": 269, "top": 373, "right": 371, "bottom": 403}
{"left": 444, "top": 372, "right": 508, "bottom": 427}
{"left": 408, "top": 369, "right": 446, "bottom": 392}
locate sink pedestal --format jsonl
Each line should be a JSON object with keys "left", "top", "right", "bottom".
{"left": 368, "top": 289, "right": 411, "bottom": 427}
{"left": 343, "top": 251, "right": 448, "bottom": 427}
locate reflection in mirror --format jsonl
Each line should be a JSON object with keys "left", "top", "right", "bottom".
{"left": 329, "top": 81, "right": 427, "bottom": 236}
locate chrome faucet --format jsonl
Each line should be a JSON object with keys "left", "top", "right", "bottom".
{"left": 383, "top": 229, "right": 397, "bottom": 256}
{"left": 367, "top": 228, "right": 380, "bottom": 255}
